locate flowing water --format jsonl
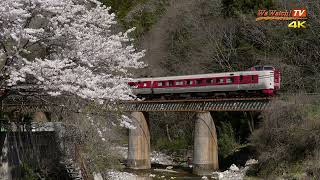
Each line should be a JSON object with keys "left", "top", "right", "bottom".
{"left": 125, "top": 166, "right": 204, "bottom": 180}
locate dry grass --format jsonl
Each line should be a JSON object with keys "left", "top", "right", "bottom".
{"left": 250, "top": 95, "right": 320, "bottom": 178}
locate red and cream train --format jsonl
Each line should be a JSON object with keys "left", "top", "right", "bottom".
{"left": 128, "top": 65, "right": 281, "bottom": 99}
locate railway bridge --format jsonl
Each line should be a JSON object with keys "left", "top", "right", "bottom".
{"left": 1, "top": 93, "right": 274, "bottom": 176}
{"left": 121, "top": 97, "right": 272, "bottom": 175}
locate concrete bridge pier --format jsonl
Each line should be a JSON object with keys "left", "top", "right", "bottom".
{"left": 193, "top": 112, "right": 219, "bottom": 175}
{"left": 127, "top": 112, "right": 151, "bottom": 169}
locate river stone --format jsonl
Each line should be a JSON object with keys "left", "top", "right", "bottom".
{"left": 166, "top": 166, "right": 173, "bottom": 170}
{"left": 212, "top": 172, "right": 222, "bottom": 179}
{"left": 245, "top": 159, "right": 258, "bottom": 166}
{"left": 229, "top": 164, "right": 240, "bottom": 171}
{"left": 93, "top": 172, "right": 103, "bottom": 180}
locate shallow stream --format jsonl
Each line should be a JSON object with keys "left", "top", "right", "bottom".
{"left": 125, "top": 166, "right": 207, "bottom": 180}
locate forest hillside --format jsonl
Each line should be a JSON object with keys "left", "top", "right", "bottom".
{"left": 103, "top": 0, "right": 320, "bottom": 93}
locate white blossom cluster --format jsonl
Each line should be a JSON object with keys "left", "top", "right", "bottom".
{"left": 119, "top": 115, "right": 136, "bottom": 129}
{"left": 0, "top": 0, "right": 145, "bottom": 102}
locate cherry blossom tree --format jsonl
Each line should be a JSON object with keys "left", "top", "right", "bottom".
{"left": 0, "top": 0, "right": 145, "bottom": 102}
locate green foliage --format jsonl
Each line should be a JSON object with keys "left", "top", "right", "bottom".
{"left": 304, "top": 103, "right": 320, "bottom": 118}
{"left": 164, "top": 25, "right": 193, "bottom": 75}
{"left": 217, "top": 121, "right": 240, "bottom": 158}
{"left": 222, "top": 0, "right": 274, "bottom": 17}
{"left": 154, "top": 137, "right": 189, "bottom": 152}
{"left": 101, "top": 0, "right": 168, "bottom": 39}
{"left": 101, "top": 0, "right": 147, "bottom": 19}
{"left": 21, "top": 163, "right": 38, "bottom": 180}
{"left": 125, "top": 10, "right": 158, "bottom": 39}
{"left": 82, "top": 127, "right": 122, "bottom": 171}
{"left": 149, "top": 112, "right": 194, "bottom": 152}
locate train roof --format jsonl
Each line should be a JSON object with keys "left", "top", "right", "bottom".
{"left": 133, "top": 70, "right": 273, "bottom": 82}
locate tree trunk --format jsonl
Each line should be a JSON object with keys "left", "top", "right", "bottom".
{"left": 166, "top": 124, "right": 172, "bottom": 142}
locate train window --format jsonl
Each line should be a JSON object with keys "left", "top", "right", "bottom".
{"left": 196, "top": 80, "right": 202, "bottom": 84}
{"left": 176, "top": 81, "right": 183, "bottom": 85}
{"left": 158, "top": 82, "right": 163, "bottom": 86}
{"left": 251, "top": 76, "right": 255, "bottom": 81}
{"left": 217, "top": 78, "right": 224, "bottom": 83}
{"left": 206, "top": 79, "right": 215, "bottom": 84}
{"left": 254, "top": 66, "right": 263, "bottom": 71}
{"left": 226, "top": 78, "right": 233, "bottom": 83}
{"left": 263, "top": 66, "right": 274, "bottom": 70}
{"left": 240, "top": 75, "right": 243, "bottom": 82}
{"left": 169, "top": 81, "right": 174, "bottom": 86}
{"left": 143, "top": 82, "right": 147, "bottom": 87}
{"left": 186, "top": 80, "right": 193, "bottom": 85}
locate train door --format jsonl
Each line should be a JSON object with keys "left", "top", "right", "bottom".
{"left": 150, "top": 81, "right": 154, "bottom": 94}
{"left": 236, "top": 74, "right": 242, "bottom": 91}
{"left": 239, "top": 74, "right": 246, "bottom": 90}
{"left": 250, "top": 75, "right": 258, "bottom": 89}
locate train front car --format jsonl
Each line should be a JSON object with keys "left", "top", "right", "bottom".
{"left": 250, "top": 65, "right": 281, "bottom": 95}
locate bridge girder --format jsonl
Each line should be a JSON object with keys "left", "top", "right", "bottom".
{"left": 119, "top": 98, "right": 273, "bottom": 112}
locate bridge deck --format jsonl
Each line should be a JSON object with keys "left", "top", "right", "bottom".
{"left": 118, "top": 97, "right": 273, "bottom": 112}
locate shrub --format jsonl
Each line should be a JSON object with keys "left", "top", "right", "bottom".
{"left": 218, "top": 121, "right": 240, "bottom": 158}
{"left": 154, "top": 137, "right": 189, "bottom": 152}
{"left": 250, "top": 95, "right": 320, "bottom": 177}
{"left": 21, "top": 163, "right": 38, "bottom": 180}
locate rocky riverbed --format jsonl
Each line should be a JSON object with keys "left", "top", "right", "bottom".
{"left": 105, "top": 146, "right": 259, "bottom": 180}
{"left": 105, "top": 160, "right": 258, "bottom": 180}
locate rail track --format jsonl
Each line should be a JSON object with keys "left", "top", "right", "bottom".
{"left": 125, "top": 97, "right": 275, "bottom": 103}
